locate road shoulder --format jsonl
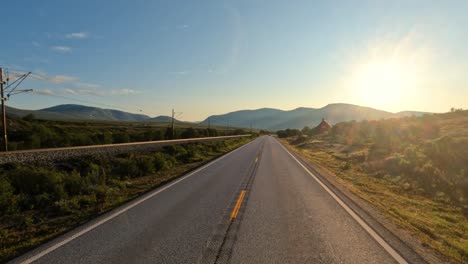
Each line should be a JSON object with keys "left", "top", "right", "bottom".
{"left": 278, "top": 139, "right": 449, "bottom": 264}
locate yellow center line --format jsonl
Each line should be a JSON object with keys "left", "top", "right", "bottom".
{"left": 230, "top": 190, "right": 246, "bottom": 221}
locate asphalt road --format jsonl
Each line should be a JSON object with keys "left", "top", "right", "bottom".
{"left": 11, "top": 136, "right": 421, "bottom": 264}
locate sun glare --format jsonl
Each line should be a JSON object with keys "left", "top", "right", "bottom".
{"left": 351, "top": 59, "right": 417, "bottom": 108}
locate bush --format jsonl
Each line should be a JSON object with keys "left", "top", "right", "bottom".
{"left": 54, "top": 198, "right": 80, "bottom": 214}
{"left": 7, "top": 167, "right": 66, "bottom": 207}
{"left": 113, "top": 132, "right": 129, "bottom": 143}
{"left": 136, "top": 156, "right": 155, "bottom": 175}
{"left": 181, "top": 127, "right": 198, "bottom": 139}
{"left": 63, "top": 171, "right": 84, "bottom": 196}
{"left": 112, "top": 158, "right": 139, "bottom": 178}
{"left": 93, "top": 185, "right": 109, "bottom": 212}
{"left": 277, "top": 129, "right": 300, "bottom": 138}
{"left": 293, "top": 135, "right": 307, "bottom": 144}
{"left": 153, "top": 153, "right": 170, "bottom": 171}
{"left": 0, "top": 176, "right": 14, "bottom": 214}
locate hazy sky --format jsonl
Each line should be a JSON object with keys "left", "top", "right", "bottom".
{"left": 1, "top": 0, "right": 467, "bottom": 120}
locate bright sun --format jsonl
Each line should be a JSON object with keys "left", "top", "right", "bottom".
{"left": 351, "top": 59, "right": 417, "bottom": 108}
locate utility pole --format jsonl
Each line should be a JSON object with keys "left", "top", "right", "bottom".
{"left": 169, "top": 109, "right": 183, "bottom": 139}
{"left": 0, "top": 68, "right": 32, "bottom": 151}
{"left": 171, "top": 108, "right": 175, "bottom": 139}
{"left": 0, "top": 68, "right": 6, "bottom": 151}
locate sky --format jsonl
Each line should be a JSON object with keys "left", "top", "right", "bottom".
{"left": 1, "top": 0, "right": 467, "bottom": 121}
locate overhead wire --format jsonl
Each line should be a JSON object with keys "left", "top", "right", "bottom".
{"left": 0, "top": 67, "right": 149, "bottom": 115}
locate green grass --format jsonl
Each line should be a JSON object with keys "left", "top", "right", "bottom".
{"left": 6, "top": 116, "right": 252, "bottom": 151}
{"left": 0, "top": 137, "right": 254, "bottom": 262}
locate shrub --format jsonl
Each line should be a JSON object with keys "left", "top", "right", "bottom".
{"left": 293, "top": 135, "right": 307, "bottom": 145}
{"left": 153, "top": 153, "right": 170, "bottom": 171}
{"left": 0, "top": 176, "right": 14, "bottom": 214}
{"left": 181, "top": 127, "right": 198, "bottom": 139}
{"left": 7, "top": 167, "right": 66, "bottom": 207}
{"left": 113, "top": 132, "right": 129, "bottom": 143}
{"left": 54, "top": 199, "right": 80, "bottom": 214}
{"left": 136, "top": 156, "right": 155, "bottom": 175}
{"left": 70, "top": 134, "right": 94, "bottom": 146}
{"left": 112, "top": 158, "right": 139, "bottom": 178}
{"left": 63, "top": 171, "right": 84, "bottom": 196}
{"left": 83, "top": 162, "right": 103, "bottom": 185}
{"left": 277, "top": 129, "right": 300, "bottom": 138}
{"left": 93, "top": 185, "right": 109, "bottom": 212}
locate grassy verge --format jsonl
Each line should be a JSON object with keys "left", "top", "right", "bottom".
{"left": 280, "top": 112, "right": 468, "bottom": 263}
{"left": 0, "top": 137, "right": 254, "bottom": 262}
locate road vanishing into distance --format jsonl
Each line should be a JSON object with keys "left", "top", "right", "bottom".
{"left": 11, "top": 136, "right": 425, "bottom": 264}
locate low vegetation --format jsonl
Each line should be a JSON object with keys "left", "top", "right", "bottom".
{"left": 6, "top": 115, "right": 249, "bottom": 151}
{"left": 0, "top": 137, "right": 253, "bottom": 262}
{"left": 280, "top": 110, "right": 467, "bottom": 263}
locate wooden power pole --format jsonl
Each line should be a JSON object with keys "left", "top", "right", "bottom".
{"left": 0, "top": 68, "right": 7, "bottom": 151}
{"left": 0, "top": 68, "right": 32, "bottom": 151}
{"left": 171, "top": 109, "right": 175, "bottom": 139}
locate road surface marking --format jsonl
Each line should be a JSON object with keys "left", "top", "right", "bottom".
{"left": 17, "top": 139, "right": 257, "bottom": 264}
{"left": 276, "top": 140, "right": 408, "bottom": 264}
{"left": 230, "top": 190, "right": 246, "bottom": 220}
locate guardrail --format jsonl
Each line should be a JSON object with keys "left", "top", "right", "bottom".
{"left": 0, "top": 135, "right": 251, "bottom": 164}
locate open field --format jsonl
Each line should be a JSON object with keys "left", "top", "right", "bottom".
{"left": 6, "top": 116, "right": 251, "bottom": 151}
{"left": 0, "top": 137, "right": 254, "bottom": 262}
{"left": 280, "top": 110, "right": 468, "bottom": 263}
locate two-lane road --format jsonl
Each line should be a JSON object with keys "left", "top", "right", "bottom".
{"left": 11, "top": 136, "right": 422, "bottom": 264}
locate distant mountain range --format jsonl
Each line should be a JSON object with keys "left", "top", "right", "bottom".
{"left": 200, "top": 103, "right": 430, "bottom": 130}
{"left": 6, "top": 104, "right": 181, "bottom": 123}
{"left": 6, "top": 103, "right": 430, "bottom": 130}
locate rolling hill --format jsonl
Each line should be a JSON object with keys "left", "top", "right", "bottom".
{"left": 40, "top": 105, "right": 150, "bottom": 121}
{"left": 6, "top": 104, "right": 150, "bottom": 122}
{"left": 6, "top": 103, "right": 430, "bottom": 129}
{"left": 200, "top": 103, "right": 430, "bottom": 130}
{"left": 146, "top": 115, "right": 182, "bottom": 123}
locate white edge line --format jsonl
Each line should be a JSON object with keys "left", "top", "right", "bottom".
{"left": 18, "top": 139, "right": 256, "bottom": 264}
{"left": 275, "top": 139, "right": 408, "bottom": 264}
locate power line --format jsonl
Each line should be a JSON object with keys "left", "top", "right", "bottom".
{"left": 3, "top": 67, "right": 152, "bottom": 116}
{"left": 1, "top": 67, "right": 33, "bottom": 151}
{"left": 16, "top": 70, "right": 148, "bottom": 115}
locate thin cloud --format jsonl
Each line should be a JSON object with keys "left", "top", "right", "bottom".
{"left": 32, "top": 41, "right": 40, "bottom": 47}
{"left": 61, "top": 88, "right": 140, "bottom": 96}
{"left": 29, "top": 71, "right": 102, "bottom": 90}
{"left": 51, "top": 46, "right": 72, "bottom": 53}
{"left": 63, "top": 89, "right": 78, "bottom": 95}
{"left": 22, "top": 70, "right": 138, "bottom": 97}
{"left": 77, "top": 89, "right": 104, "bottom": 95}
{"left": 168, "top": 70, "right": 190, "bottom": 75}
{"left": 75, "top": 82, "right": 102, "bottom": 89}
{"left": 176, "top": 24, "right": 189, "bottom": 29}
{"left": 30, "top": 72, "right": 78, "bottom": 84}
{"left": 66, "top": 32, "right": 89, "bottom": 39}
{"left": 110, "top": 89, "right": 140, "bottom": 95}
{"left": 49, "top": 75, "right": 78, "bottom": 84}
{"left": 33, "top": 89, "right": 54, "bottom": 96}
